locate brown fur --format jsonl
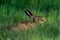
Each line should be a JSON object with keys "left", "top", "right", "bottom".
{"left": 7, "top": 10, "right": 46, "bottom": 31}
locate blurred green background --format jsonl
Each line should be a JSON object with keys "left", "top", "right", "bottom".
{"left": 0, "top": 0, "right": 60, "bottom": 40}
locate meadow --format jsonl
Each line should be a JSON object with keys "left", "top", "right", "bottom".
{"left": 0, "top": 0, "right": 60, "bottom": 40}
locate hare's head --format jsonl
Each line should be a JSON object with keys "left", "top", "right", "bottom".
{"left": 32, "top": 16, "right": 46, "bottom": 24}
{"left": 25, "top": 10, "right": 46, "bottom": 24}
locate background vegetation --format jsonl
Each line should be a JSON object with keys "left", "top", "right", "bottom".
{"left": 0, "top": 0, "right": 60, "bottom": 40}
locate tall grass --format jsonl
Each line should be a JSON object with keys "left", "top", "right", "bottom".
{"left": 0, "top": 0, "right": 60, "bottom": 40}
{"left": 0, "top": 0, "right": 60, "bottom": 10}
{"left": 0, "top": 6, "right": 60, "bottom": 40}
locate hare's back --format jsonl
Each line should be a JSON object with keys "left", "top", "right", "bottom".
{"left": 10, "top": 22, "right": 28, "bottom": 30}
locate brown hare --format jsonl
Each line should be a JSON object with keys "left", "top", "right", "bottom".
{"left": 7, "top": 10, "right": 46, "bottom": 31}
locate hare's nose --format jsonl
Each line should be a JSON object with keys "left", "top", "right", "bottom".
{"left": 40, "top": 18, "right": 44, "bottom": 21}
{"left": 40, "top": 18, "right": 46, "bottom": 21}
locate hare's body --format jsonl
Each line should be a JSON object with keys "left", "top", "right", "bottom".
{"left": 9, "top": 21, "right": 37, "bottom": 31}
{"left": 7, "top": 10, "right": 46, "bottom": 31}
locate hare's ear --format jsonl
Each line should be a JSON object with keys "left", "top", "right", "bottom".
{"left": 25, "top": 10, "right": 34, "bottom": 17}
{"left": 25, "top": 10, "right": 31, "bottom": 17}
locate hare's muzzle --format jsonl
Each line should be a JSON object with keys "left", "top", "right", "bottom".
{"left": 40, "top": 17, "right": 46, "bottom": 23}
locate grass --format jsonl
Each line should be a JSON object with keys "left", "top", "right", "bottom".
{"left": 0, "top": 6, "right": 60, "bottom": 40}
